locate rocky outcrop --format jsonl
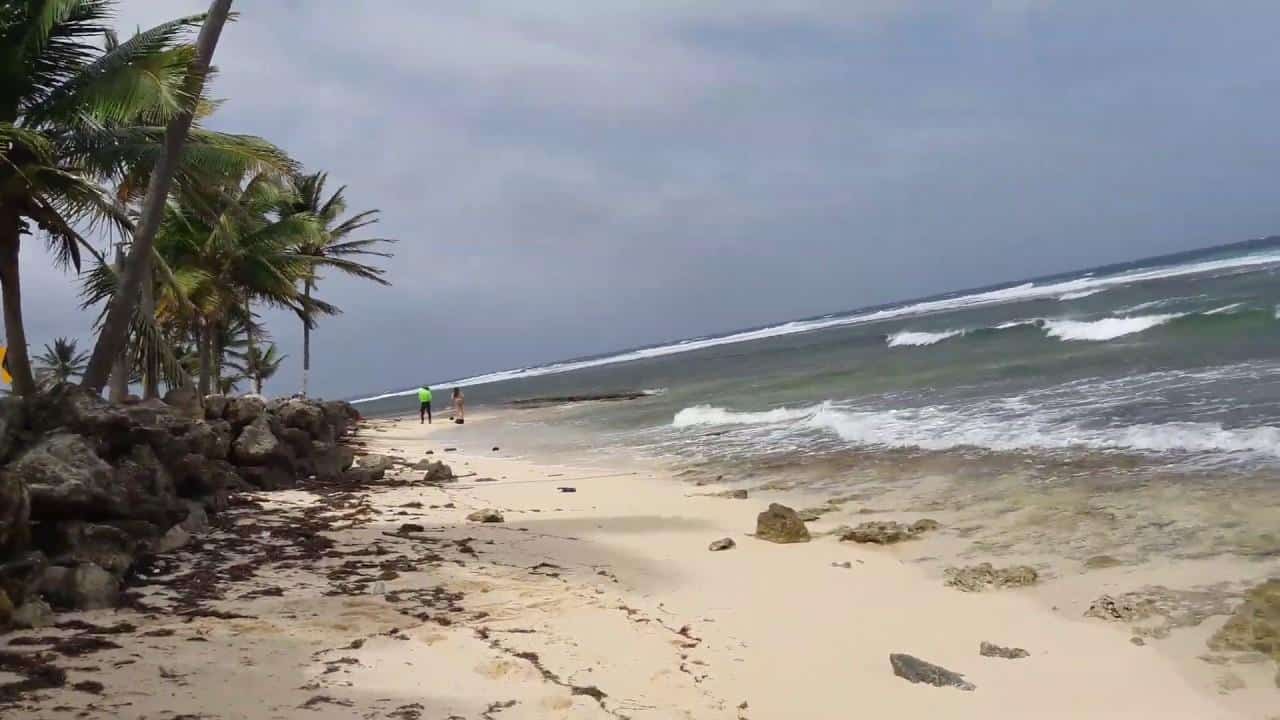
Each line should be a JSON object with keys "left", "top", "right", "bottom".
{"left": 755, "top": 503, "right": 810, "bottom": 544}
{"left": 839, "top": 519, "right": 939, "bottom": 545}
{"left": 944, "top": 563, "right": 1039, "bottom": 592}
{"left": 979, "top": 642, "right": 1029, "bottom": 659}
{"left": 1208, "top": 579, "right": 1279, "bottom": 680}
{"left": 1085, "top": 594, "right": 1155, "bottom": 622}
{"left": 466, "top": 508, "right": 504, "bottom": 523}
{"left": 889, "top": 653, "right": 976, "bottom": 691}
{"left": 0, "top": 384, "right": 361, "bottom": 619}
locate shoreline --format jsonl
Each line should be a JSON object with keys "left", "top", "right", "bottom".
{"left": 4, "top": 411, "right": 1275, "bottom": 718}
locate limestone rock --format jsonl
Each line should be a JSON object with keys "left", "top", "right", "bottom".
{"left": 226, "top": 395, "right": 267, "bottom": 428}
{"left": 910, "top": 518, "right": 941, "bottom": 533}
{"left": 155, "top": 525, "right": 191, "bottom": 554}
{"left": 1084, "top": 555, "right": 1124, "bottom": 570}
{"left": 708, "top": 537, "right": 736, "bottom": 551}
{"left": 179, "top": 501, "right": 209, "bottom": 534}
{"left": 313, "top": 444, "right": 355, "bottom": 480}
{"left": 11, "top": 597, "right": 54, "bottom": 629}
{"left": 357, "top": 453, "right": 393, "bottom": 480}
{"left": 889, "top": 653, "right": 976, "bottom": 691}
{"left": 840, "top": 521, "right": 915, "bottom": 544}
{"left": 0, "top": 395, "right": 26, "bottom": 463}
{"left": 944, "top": 563, "right": 1039, "bottom": 592}
{"left": 423, "top": 461, "right": 455, "bottom": 484}
{"left": 979, "top": 642, "right": 1029, "bottom": 659}
{"left": 203, "top": 394, "right": 229, "bottom": 421}
{"left": 755, "top": 503, "right": 810, "bottom": 544}
{"left": 12, "top": 432, "right": 117, "bottom": 519}
{"left": 1208, "top": 579, "right": 1279, "bottom": 667}
{"left": 467, "top": 508, "right": 504, "bottom": 523}
{"left": 36, "top": 521, "right": 136, "bottom": 576}
{"left": 41, "top": 562, "right": 120, "bottom": 610}
{"left": 1085, "top": 594, "right": 1155, "bottom": 622}
{"left": 162, "top": 386, "right": 202, "bottom": 418}
{"left": 231, "top": 415, "right": 285, "bottom": 466}
{"left": 277, "top": 399, "right": 326, "bottom": 438}
{"left": 0, "top": 466, "right": 30, "bottom": 552}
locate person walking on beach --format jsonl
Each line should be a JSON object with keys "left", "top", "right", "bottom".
{"left": 452, "top": 387, "right": 465, "bottom": 424}
{"left": 418, "top": 385, "right": 433, "bottom": 424}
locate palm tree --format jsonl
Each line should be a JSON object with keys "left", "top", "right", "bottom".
{"left": 34, "top": 337, "right": 89, "bottom": 388}
{"left": 277, "top": 172, "right": 393, "bottom": 395}
{"left": 0, "top": 2, "right": 204, "bottom": 394}
{"left": 229, "top": 342, "right": 285, "bottom": 395}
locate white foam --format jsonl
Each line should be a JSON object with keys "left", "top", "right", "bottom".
{"left": 886, "top": 330, "right": 965, "bottom": 347}
{"left": 1204, "top": 303, "right": 1246, "bottom": 315}
{"left": 1042, "top": 314, "right": 1182, "bottom": 341}
{"left": 1058, "top": 289, "right": 1106, "bottom": 301}
{"left": 672, "top": 404, "right": 818, "bottom": 428}
{"left": 353, "top": 249, "right": 1280, "bottom": 402}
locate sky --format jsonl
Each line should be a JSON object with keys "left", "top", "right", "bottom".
{"left": 21, "top": 1, "right": 1280, "bottom": 399}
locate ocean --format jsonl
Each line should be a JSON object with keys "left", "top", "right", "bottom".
{"left": 354, "top": 237, "right": 1280, "bottom": 566}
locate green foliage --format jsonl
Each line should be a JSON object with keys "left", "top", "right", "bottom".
{"left": 34, "top": 335, "right": 89, "bottom": 388}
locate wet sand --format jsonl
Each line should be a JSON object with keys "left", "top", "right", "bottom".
{"left": 3, "top": 411, "right": 1276, "bottom": 718}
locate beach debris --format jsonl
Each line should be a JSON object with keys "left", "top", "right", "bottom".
{"left": 1085, "top": 594, "right": 1155, "bottom": 622}
{"left": 1207, "top": 579, "right": 1279, "bottom": 672}
{"left": 754, "top": 503, "right": 811, "bottom": 544}
{"left": 944, "top": 563, "right": 1038, "bottom": 592}
{"left": 397, "top": 523, "right": 426, "bottom": 534}
{"left": 422, "top": 461, "right": 455, "bottom": 484}
{"left": 557, "top": 486, "right": 576, "bottom": 493}
{"left": 467, "top": 509, "right": 505, "bottom": 523}
{"left": 444, "top": 447, "right": 458, "bottom": 452}
{"left": 831, "top": 561, "right": 852, "bottom": 569}
{"left": 708, "top": 538, "right": 736, "bottom": 551}
{"left": 889, "top": 653, "right": 976, "bottom": 691}
{"left": 979, "top": 641, "right": 1029, "bottom": 659}
{"left": 839, "top": 519, "right": 939, "bottom": 545}
{"left": 492, "top": 446, "right": 500, "bottom": 452}
{"left": 474, "top": 476, "right": 498, "bottom": 483}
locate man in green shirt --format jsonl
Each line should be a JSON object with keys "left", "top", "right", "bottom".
{"left": 418, "top": 386, "right": 433, "bottom": 424}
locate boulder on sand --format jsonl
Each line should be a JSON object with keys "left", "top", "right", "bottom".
{"left": 755, "top": 503, "right": 810, "bottom": 544}
{"left": 40, "top": 562, "right": 120, "bottom": 610}
{"left": 708, "top": 537, "right": 736, "bottom": 551}
{"left": 466, "top": 508, "right": 504, "bottom": 523}
{"left": 944, "top": 563, "right": 1039, "bottom": 592}
{"left": 11, "top": 432, "right": 118, "bottom": 519}
{"left": 423, "top": 461, "right": 455, "bottom": 484}
{"left": 890, "top": 653, "right": 976, "bottom": 691}
{"left": 357, "top": 453, "right": 393, "bottom": 480}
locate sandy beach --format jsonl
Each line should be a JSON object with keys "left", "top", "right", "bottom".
{"left": 3, "top": 410, "right": 1276, "bottom": 719}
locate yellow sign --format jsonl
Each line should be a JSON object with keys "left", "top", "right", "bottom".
{"left": 0, "top": 347, "right": 10, "bottom": 385}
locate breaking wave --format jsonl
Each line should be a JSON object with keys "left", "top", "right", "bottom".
{"left": 886, "top": 330, "right": 966, "bottom": 347}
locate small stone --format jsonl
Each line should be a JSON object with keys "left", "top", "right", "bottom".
{"left": 422, "top": 461, "right": 455, "bottom": 483}
{"left": 889, "top": 653, "right": 976, "bottom": 691}
{"left": 557, "top": 487, "right": 576, "bottom": 493}
{"left": 831, "top": 561, "right": 852, "bottom": 569}
{"left": 11, "top": 597, "right": 55, "bottom": 629}
{"left": 724, "top": 489, "right": 748, "bottom": 499}
{"left": 492, "top": 447, "right": 500, "bottom": 452}
{"left": 1084, "top": 555, "right": 1124, "bottom": 570}
{"left": 979, "top": 641, "right": 1029, "bottom": 659}
{"left": 398, "top": 523, "right": 425, "bottom": 534}
{"left": 708, "top": 538, "right": 736, "bottom": 552}
{"left": 1130, "top": 637, "right": 1146, "bottom": 646}
{"left": 755, "top": 503, "right": 810, "bottom": 544}
{"left": 467, "top": 509, "right": 504, "bottom": 523}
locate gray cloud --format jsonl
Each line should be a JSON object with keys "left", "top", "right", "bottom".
{"left": 23, "top": 1, "right": 1280, "bottom": 398}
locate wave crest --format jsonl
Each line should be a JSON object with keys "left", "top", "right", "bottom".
{"left": 886, "top": 330, "right": 965, "bottom": 347}
{"left": 1043, "top": 314, "right": 1183, "bottom": 342}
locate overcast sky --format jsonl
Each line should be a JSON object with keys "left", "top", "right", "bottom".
{"left": 23, "top": 1, "right": 1280, "bottom": 399}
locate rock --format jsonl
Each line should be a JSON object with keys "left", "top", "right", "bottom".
{"left": 1208, "top": 579, "right": 1279, "bottom": 668}
{"left": 172, "top": 454, "right": 236, "bottom": 498}
{"left": 423, "top": 461, "right": 455, "bottom": 484}
{"left": 11, "top": 432, "right": 118, "bottom": 519}
{"left": 0, "top": 465, "right": 30, "bottom": 552}
{"left": 238, "top": 464, "right": 296, "bottom": 491}
{"left": 831, "top": 561, "right": 853, "bottom": 569}
{"left": 0, "top": 550, "right": 47, "bottom": 606}
{"left": 979, "top": 642, "right": 1029, "bottom": 659}
{"left": 398, "top": 523, "right": 425, "bottom": 534}
{"left": 340, "top": 468, "right": 375, "bottom": 485}
{"left": 889, "top": 653, "right": 976, "bottom": 691}
{"left": 1085, "top": 594, "right": 1155, "bottom": 622}
{"left": 492, "top": 447, "right": 500, "bottom": 452}
{"left": 1084, "top": 555, "right": 1124, "bottom": 570}
{"left": 231, "top": 415, "right": 286, "bottom": 466}
{"left": 113, "top": 443, "right": 176, "bottom": 501}
{"left": 0, "top": 395, "right": 26, "bottom": 463}
{"left": 839, "top": 519, "right": 938, "bottom": 544}
{"left": 313, "top": 444, "right": 356, "bottom": 480}
{"left": 557, "top": 486, "right": 576, "bottom": 493}
{"left": 0, "top": 587, "right": 10, "bottom": 626}
{"left": 796, "top": 506, "right": 833, "bottom": 521}
{"left": 910, "top": 518, "right": 941, "bottom": 533}
{"left": 11, "top": 597, "right": 54, "bottom": 629}
{"left": 184, "top": 420, "right": 231, "bottom": 460}
{"left": 755, "top": 503, "right": 810, "bottom": 544}
{"left": 155, "top": 525, "right": 191, "bottom": 554}
{"left": 162, "top": 386, "right": 202, "bottom": 418}
{"left": 35, "top": 521, "right": 136, "bottom": 576}
{"left": 179, "top": 501, "right": 209, "bottom": 534}
{"left": 30, "top": 384, "right": 131, "bottom": 448}
{"left": 944, "top": 563, "right": 1039, "bottom": 592}
{"left": 357, "top": 453, "right": 393, "bottom": 480}
{"left": 277, "top": 399, "right": 326, "bottom": 438}
{"left": 467, "top": 509, "right": 504, "bottom": 523}
{"left": 225, "top": 395, "right": 267, "bottom": 428}
{"left": 724, "top": 489, "right": 748, "bottom": 499}
{"left": 708, "top": 537, "right": 736, "bottom": 551}
{"left": 203, "top": 394, "right": 229, "bottom": 421}
{"left": 40, "top": 562, "right": 120, "bottom": 610}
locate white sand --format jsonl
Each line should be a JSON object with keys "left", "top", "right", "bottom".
{"left": 5, "top": 412, "right": 1276, "bottom": 719}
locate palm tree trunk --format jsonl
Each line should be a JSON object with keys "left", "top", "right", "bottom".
{"left": 198, "top": 319, "right": 213, "bottom": 397}
{"left": 213, "top": 319, "right": 223, "bottom": 392}
{"left": 141, "top": 255, "right": 159, "bottom": 399}
{"left": 301, "top": 279, "right": 312, "bottom": 397}
{"left": 0, "top": 214, "right": 36, "bottom": 396}
{"left": 108, "top": 245, "right": 129, "bottom": 402}
{"left": 82, "top": 0, "right": 236, "bottom": 392}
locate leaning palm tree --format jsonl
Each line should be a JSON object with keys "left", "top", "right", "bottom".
{"left": 276, "top": 172, "right": 394, "bottom": 395}
{"left": 34, "top": 337, "right": 90, "bottom": 389}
